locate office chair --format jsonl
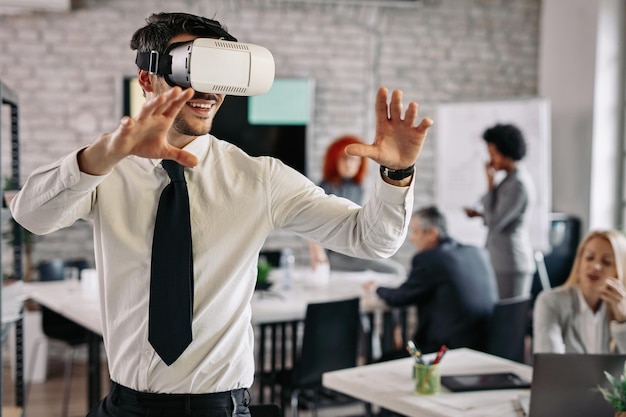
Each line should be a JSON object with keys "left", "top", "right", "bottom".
{"left": 529, "top": 214, "right": 581, "bottom": 336}
{"left": 485, "top": 295, "right": 531, "bottom": 363}
{"left": 281, "top": 297, "right": 361, "bottom": 417}
{"left": 249, "top": 404, "right": 282, "bottom": 417}
{"left": 33, "top": 258, "right": 90, "bottom": 417}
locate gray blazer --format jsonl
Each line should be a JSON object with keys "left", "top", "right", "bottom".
{"left": 533, "top": 286, "right": 626, "bottom": 353}
{"left": 481, "top": 166, "right": 535, "bottom": 274}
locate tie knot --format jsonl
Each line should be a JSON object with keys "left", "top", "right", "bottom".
{"left": 161, "top": 160, "right": 185, "bottom": 182}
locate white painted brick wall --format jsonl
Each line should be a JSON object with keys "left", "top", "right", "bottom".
{"left": 0, "top": 0, "right": 539, "bottom": 274}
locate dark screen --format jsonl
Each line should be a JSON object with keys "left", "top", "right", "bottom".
{"left": 210, "top": 95, "right": 306, "bottom": 175}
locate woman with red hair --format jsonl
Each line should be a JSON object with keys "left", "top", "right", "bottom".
{"left": 309, "top": 135, "right": 406, "bottom": 276}
{"left": 319, "top": 135, "right": 368, "bottom": 204}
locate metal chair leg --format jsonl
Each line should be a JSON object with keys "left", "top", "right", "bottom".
{"left": 25, "top": 336, "right": 44, "bottom": 408}
{"left": 61, "top": 346, "right": 75, "bottom": 417}
{"left": 312, "top": 389, "right": 319, "bottom": 417}
{"left": 290, "top": 388, "right": 300, "bottom": 417}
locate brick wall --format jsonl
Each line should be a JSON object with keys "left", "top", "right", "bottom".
{"left": 0, "top": 0, "right": 539, "bottom": 275}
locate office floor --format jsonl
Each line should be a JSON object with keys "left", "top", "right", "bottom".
{"left": 2, "top": 349, "right": 367, "bottom": 417}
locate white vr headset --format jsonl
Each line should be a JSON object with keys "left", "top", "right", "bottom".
{"left": 136, "top": 38, "right": 275, "bottom": 96}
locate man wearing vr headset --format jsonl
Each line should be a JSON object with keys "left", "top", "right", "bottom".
{"left": 11, "top": 12, "right": 433, "bottom": 417}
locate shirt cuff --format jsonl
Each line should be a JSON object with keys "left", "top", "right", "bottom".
{"left": 60, "top": 147, "right": 109, "bottom": 192}
{"left": 375, "top": 171, "right": 415, "bottom": 205}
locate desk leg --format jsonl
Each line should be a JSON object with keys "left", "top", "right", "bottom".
{"left": 258, "top": 324, "right": 267, "bottom": 403}
{"left": 87, "top": 331, "right": 102, "bottom": 408}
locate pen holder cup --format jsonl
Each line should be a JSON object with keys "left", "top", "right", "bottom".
{"left": 414, "top": 363, "right": 441, "bottom": 395}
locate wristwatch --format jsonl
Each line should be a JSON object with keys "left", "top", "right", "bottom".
{"left": 380, "top": 164, "right": 415, "bottom": 180}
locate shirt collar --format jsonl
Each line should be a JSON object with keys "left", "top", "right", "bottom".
{"left": 576, "top": 286, "right": 605, "bottom": 318}
{"left": 147, "top": 134, "right": 211, "bottom": 169}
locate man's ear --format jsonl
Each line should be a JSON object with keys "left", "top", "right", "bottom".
{"left": 137, "top": 69, "right": 155, "bottom": 93}
{"left": 426, "top": 227, "right": 439, "bottom": 247}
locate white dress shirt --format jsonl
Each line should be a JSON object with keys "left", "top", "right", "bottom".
{"left": 10, "top": 134, "right": 413, "bottom": 394}
{"left": 576, "top": 288, "right": 605, "bottom": 354}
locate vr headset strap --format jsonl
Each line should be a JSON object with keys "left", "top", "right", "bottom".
{"left": 136, "top": 51, "right": 173, "bottom": 76}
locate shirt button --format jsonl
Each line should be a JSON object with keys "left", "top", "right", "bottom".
{"left": 69, "top": 175, "right": 76, "bottom": 182}
{"left": 145, "top": 350, "right": 151, "bottom": 356}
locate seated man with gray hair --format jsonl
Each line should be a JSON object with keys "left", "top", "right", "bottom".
{"left": 366, "top": 206, "right": 499, "bottom": 354}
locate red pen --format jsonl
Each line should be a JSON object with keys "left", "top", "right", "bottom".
{"left": 431, "top": 345, "right": 448, "bottom": 365}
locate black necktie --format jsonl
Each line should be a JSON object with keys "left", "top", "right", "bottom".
{"left": 149, "top": 160, "right": 193, "bottom": 365}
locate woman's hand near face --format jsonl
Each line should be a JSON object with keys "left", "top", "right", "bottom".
{"left": 601, "top": 278, "right": 626, "bottom": 323}
{"left": 484, "top": 161, "right": 496, "bottom": 190}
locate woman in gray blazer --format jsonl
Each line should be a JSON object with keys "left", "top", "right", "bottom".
{"left": 533, "top": 229, "right": 626, "bottom": 354}
{"left": 465, "top": 124, "right": 536, "bottom": 298}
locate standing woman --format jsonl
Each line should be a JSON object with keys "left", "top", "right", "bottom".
{"left": 319, "top": 135, "right": 368, "bottom": 206}
{"left": 308, "top": 135, "right": 406, "bottom": 276}
{"left": 533, "top": 230, "right": 626, "bottom": 353}
{"left": 465, "top": 124, "right": 536, "bottom": 298}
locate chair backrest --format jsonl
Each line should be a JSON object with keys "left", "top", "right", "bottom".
{"left": 249, "top": 404, "right": 281, "bottom": 417}
{"left": 37, "top": 259, "right": 66, "bottom": 282}
{"left": 530, "top": 214, "right": 581, "bottom": 299}
{"left": 38, "top": 258, "right": 90, "bottom": 282}
{"left": 293, "top": 297, "right": 361, "bottom": 388}
{"left": 37, "top": 259, "right": 90, "bottom": 344}
{"left": 485, "top": 295, "right": 531, "bottom": 363}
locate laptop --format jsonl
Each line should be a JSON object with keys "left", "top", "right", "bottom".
{"left": 526, "top": 353, "right": 626, "bottom": 417}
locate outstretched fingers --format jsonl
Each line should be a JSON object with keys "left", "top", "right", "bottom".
{"left": 164, "top": 146, "right": 199, "bottom": 168}
{"left": 416, "top": 116, "right": 434, "bottom": 133}
{"left": 162, "top": 87, "right": 195, "bottom": 118}
{"left": 375, "top": 87, "right": 390, "bottom": 122}
{"left": 388, "top": 89, "right": 404, "bottom": 121}
{"left": 135, "top": 87, "right": 194, "bottom": 121}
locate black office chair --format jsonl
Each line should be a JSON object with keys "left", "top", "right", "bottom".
{"left": 249, "top": 404, "right": 282, "bottom": 417}
{"left": 528, "top": 214, "right": 581, "bottom": 338}
{"left": 280, "top": 297, "right": 361, "bottom": 417}
{"left": 485, "top": 295, "right": 531, "bottom": 363}
{"left": 35, "top": 258, "right": 90, "bottom": 417}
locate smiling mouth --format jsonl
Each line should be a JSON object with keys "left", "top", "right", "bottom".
{"left": 186, "top": 93, "right": 220, "bottom": 113}
{"left": 187, "top": 102, "right": 214, "bottom": 110}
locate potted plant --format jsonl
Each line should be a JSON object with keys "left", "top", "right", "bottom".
{"left": 599, "top": 361, "right": 626, "bottom": 416}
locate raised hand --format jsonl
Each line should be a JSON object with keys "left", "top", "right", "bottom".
{"left": 112, "top": 87, "right": 197, "bottom": 164}
{"left": 79, "top": 87, "right": 198, "bottom": 175}
{"left": 344, "top": 87, "right": 433, "bottom": 171}
{"left": 601, "top": 278, "right": 626, "bottom": 323}
{"left": 484, "top": 161, "right": 496, "bottom": 190}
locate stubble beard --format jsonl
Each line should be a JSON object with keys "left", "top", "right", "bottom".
{"left": 172, "top": 114, "right": 213, "bottom": 137}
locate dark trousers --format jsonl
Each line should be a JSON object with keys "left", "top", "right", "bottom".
{"left": 86, "top": 381, "right": 251, "bottom": 417}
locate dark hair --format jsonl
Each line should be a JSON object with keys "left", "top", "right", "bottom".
{"left": 322, "top": 135, "right": 368, "bottom": 185}
{"left": 482, "top": 123, "right": 527, "bottom": 161}
{"left": 129, "top": 12, "right": 236, "bottom": 55}
{"left": 414, "top": 206, "right": 448, "bottom": 239}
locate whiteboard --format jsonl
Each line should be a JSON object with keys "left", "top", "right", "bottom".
{"left": 436, "top": 98, "right": 551, "bottom": 251}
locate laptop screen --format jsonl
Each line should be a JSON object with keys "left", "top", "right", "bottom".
{"left": 528, "top": 353, "right": 626, "bottom": 417}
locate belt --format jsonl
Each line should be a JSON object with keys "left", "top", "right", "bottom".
{"left": 110, "top": 381, "right": 248, "bottom": 411}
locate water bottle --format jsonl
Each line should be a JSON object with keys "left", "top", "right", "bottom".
{"left": 280, "top": 247, "right": 295, "bottom": 290}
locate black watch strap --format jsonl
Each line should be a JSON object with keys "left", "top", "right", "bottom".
{"left": 380, "top": 164, "right": 415, "bottom": 180}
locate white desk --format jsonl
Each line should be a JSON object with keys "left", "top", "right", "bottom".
{"left": 24, "top": 280, "right": 104, "bottom": 407}
{"left": 24, "top": 268, "right": 400, "bottom": 332}
{"left": 23, "top": 268, "right": 403, "bottom": 408}
{"left": 323, "top": 348, "right": 532, "bottom": 417}
{"left": 251, "top": 268, "right": 399, "bottom": 324}
{"left": 24, "top": 280, "right": 101, "bottom": 334}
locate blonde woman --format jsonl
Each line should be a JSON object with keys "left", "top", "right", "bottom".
{"left": 533, "top": 230, "right": 626, "bottom": 353}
